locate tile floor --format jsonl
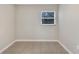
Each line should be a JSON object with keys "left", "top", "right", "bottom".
{"left": 2, "top": 41, "right": 68, "bottom": 54}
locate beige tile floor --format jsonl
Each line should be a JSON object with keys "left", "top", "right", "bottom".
{"left": 2, "top": 41, "right": 68, "bottom": 54}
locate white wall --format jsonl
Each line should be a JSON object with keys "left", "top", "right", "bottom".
{"left": 59, "top": 4, "right": 79, "bottom": 53}
{"left": 16, "top": 4, "right": 58, "bottom": 40}
{"left": 0, "top": 5, "right": 15, "bottom": 51}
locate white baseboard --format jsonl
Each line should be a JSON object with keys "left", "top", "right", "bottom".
{"left": 15, "top": 39, "right": 58, "bottom": 42}
{"left": 0, "top": 40, "right": 16, "bottom": 54}
{"left": 0, "top": 39, "right": 73, "bottom": 54}
{"left": 58, "top": 41, "right": 73, "bottom": 54}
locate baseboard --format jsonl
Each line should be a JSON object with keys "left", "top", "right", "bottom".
{"left": 58, "top": 41, "right": 73, "bottom": 54}
{"left": 0, "top": 40, "right": 16, "bottom": 54}
{"left": 0, "top": 39, "right": 73, "bottom": 54}
{"left": 15, "top": 39, "right": 58, "bottom": 42}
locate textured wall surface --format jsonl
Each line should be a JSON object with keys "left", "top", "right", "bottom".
{"left": 16, "top": 4, "right": 58, "bottom": 40}
{"left": 0, "top": 5, "right": 15, "bottom": 51}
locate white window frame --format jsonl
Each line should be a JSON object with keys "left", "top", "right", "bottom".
{"left": 41, "top": 11, "right": 56, "bottom": 25}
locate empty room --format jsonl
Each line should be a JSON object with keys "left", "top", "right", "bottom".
{"left": 0, "top": 4, "right": 79, "bottom": 54}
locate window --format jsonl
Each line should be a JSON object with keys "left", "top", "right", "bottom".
{"left": 41, "top": 11, "right": 56, "bottom": 25}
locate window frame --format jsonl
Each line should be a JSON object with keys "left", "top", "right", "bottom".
{"left": 41, "top": 11, "right": 56, "bottom": 25}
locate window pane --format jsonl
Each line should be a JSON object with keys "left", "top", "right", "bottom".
{"left": 42, "top": 12, "right": 54, "bottom": 17}
{"left": 42, "top": 19, "right": 54, "bottom": 24}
